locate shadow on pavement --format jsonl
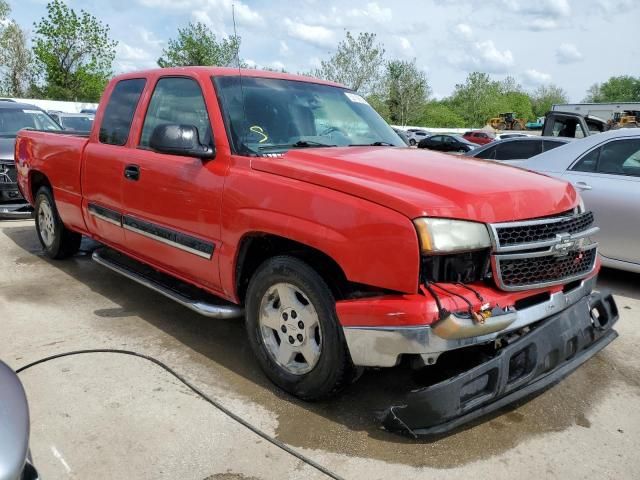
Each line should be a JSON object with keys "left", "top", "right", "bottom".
{"left": 3, "top": 224, "right": 634, "bottom": 469}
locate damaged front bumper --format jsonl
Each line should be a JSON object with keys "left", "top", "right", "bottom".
{"left": 342, "top": 276, "right": 597, "bottom": 367}
{"left": 382, "top": 290, "right": 618, "bottom": 437}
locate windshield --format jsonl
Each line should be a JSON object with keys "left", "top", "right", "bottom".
{"left": 62, "top": 115, "right": 94, "bottom": 132}
{"left": 0, "top": 108, "right": 61, "bottom": 136}
{"left": 213, "top": 76, "right": 405, "bottom": 155}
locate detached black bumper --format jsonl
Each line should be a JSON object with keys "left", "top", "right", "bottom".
{"left": 383, "top": 291, "right": 619, "bottom": 438}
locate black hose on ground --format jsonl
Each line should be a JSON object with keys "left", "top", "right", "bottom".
{"left": 16, "top": 349, "right": 344, "bottom": 480}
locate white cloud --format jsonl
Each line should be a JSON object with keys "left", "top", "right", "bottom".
{"left": 522, "top": 69, "right": 552, "bottom": 85}
{"left": 556, "top": 43, "right": 583, "bottom": 64}
{"left": 347, "top": 2, "right": 392, "bottom": 23}
{"left": 501, "top": 0, "right": 570, "bottom": 17}
{"left": 270, "top": 60, "right": 286, "bottom": 71}
{"left": 473, "top": 40, "right": 514, "bottom": 73}
{"left": 284, "top": 18, "right": 335, "bottom": 48}
{"left": 455, "top": 23, "right": 473, "bottom": 39}
{"left": 529, "top": 18, "right": 558, "bottom": 30}
{"left": 139, "top": 0, "right": 262, "bottom": 29}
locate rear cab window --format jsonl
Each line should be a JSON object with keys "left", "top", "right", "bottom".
{"left": 99, "top": 78, "right": 146, "bottom": 146}
{"left": 494, "top": 140, "right": 542, "bottom": 160}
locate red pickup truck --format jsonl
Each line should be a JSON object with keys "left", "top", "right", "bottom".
{"left": 15, "top": 68, "right": 618, "bottom": 437}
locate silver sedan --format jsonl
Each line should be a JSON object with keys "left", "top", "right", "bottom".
{"left": 514, "top": 129, "right": 640, "bottom": 273}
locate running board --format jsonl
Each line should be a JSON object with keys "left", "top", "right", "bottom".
{"left": 92, "top": 247, "right": 244, "bottom": 319}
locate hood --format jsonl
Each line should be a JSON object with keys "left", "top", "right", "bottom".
{"left": 251, "top": 147, "right": 577, "bottom": 223}
{"left": 0, "top": 137, "right": 15, "bottom": 163}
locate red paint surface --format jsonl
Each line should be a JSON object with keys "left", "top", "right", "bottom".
{"left": 16, "top": 67, "right": 585, "bottom": 325}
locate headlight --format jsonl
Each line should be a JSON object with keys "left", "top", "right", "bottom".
{"left": 414, "top": 218, "right": 491, "bottom": 253}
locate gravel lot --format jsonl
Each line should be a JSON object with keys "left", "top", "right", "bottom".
{"left": 1, "top": 219, "right": 639, "bottom": 480}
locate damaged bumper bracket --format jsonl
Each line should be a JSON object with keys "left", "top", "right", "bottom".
{"left": 382, "top": 291, "right": 619, "bottom": 438}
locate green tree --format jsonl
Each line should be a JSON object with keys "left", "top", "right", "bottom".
{"left": 419, "top": 101, "right": 465, "bottom": 128}
{"left": 366, "top": 93, "right": 390, "bottom": 122}
{"left": 448, "top": 72, "right": 503, "bottom": 127}
{"left": 531, "top": 84, "right": 569, "bottom": 117}
{"left": 158, "top": 22, "right": 240, "bottom": 68}
{"left": 583, "top": 75, "right": 640, "bottom": 102}
{"left": 32, "top": 0, "right": 117, "bottom": 101}
{"left": 383, "top": 59, "right": 430, "bottom": 125}
{"left": 0, "top": 21, "right": 33, "bottom": 97}
{"left": 0, "top": 1, "right": 34, "bottom": 97}
{"left": 498, "top": 91, "right": 534, "bottom": 121}
{"left": 313, "top": 31, "right": 385, "bottom": 96}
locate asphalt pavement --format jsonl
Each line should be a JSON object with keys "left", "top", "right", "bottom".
{"left": 1, "top": 219, "right": 639, "bottom": 479}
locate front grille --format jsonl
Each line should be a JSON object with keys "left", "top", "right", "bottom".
{"left": 490, "top": 211, "right": 599, "bottom": 291}
{"left": 495, "top": 212, "right": 594, "bottom": 248}
{"left": 496, "top": 247, "right": 597, "bottom": 289}
{"left": 0, "top": 162, "right": 16, "bottom": 184}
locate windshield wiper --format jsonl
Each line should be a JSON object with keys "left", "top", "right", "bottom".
{"left": 348, "top": 141, "right": 395, "bottom": 146}
{"left": 259, "top": 140, "right": 337, "bottom": 150}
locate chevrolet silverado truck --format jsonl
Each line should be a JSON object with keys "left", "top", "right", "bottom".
{"left": 15, "top": 68, "right": 618, "bottom": 437}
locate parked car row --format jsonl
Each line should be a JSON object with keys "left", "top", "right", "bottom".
{"left": 417, "top": 134, "right": 477, "bottom": 152}
{"left": 0, "top": 102, "right": 62, "bottom": 218}
{"left": 48, "top": 111, "right": 95, "bottom": 133}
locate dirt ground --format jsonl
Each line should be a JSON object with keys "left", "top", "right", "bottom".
{"left": 1, "top": 219, "right": 639, "bottom": 479}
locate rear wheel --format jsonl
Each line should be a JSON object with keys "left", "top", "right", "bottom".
{"left": 245, "top": 256, "right": 355, "bottom": 400}
{"left": 409, "top": 139, "right": 416, "bottom": 146}
{"left": 34, "top": 186, "right": 81, "bottom": 259}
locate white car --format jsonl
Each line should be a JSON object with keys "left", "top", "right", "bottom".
{"left": 495, "top": 132, "right": 534, "bottom": 140}
{"left": 515, "top": 129, "right": 640, "bottom": 273}
{"left": 405, "top": 128, "right": 430, "bottom": 146}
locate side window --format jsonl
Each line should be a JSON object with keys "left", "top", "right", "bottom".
{"left": 475, "top": 145, "right": 496, "bottom": 159}
{"left": 99, "top": 79, "right": 146, "bottom": 146}
{"left": 543, "top": 140, "right": 566, "bottom": 152}
{"left": 495, "top": 141, "right": 542, "bottom": 160}
{"left": 431, "top": 136, "right": 442, "bottom": 142}
{"left": 597, "top": 139, "right": 640, "bottom": 176}
{"left": 140, "top": 77, "right": 211, "bottom": 148}
{"left": 572, "top": 147, "right": 599, "bottom": 173}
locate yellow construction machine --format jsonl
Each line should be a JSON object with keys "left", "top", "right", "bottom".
{"left": 488, "top": 112, "right": 525, "bottom": 130}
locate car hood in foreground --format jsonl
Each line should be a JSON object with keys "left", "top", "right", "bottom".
{"left": 0, "top": 360, "right": 29, "bottom": 480}
{"left": 251, "top": 147, "right": 577, "bottom": 223}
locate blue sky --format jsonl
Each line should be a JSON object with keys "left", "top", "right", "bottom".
{"left": 8, "top": 0, "right": 640, "bottom": 101}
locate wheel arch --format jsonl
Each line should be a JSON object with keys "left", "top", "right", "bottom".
{"left": 29, "top": 170, "right": 52, "bottom": 202}
{"left": 235, "top": 233, "right": 352, "bottom": 303}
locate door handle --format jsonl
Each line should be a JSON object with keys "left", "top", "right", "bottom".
{"left": 574, "top": 181, "right": 592, "bottom": 191}
{"left": 124, "top": 165, "right": 140, "bottom": 181}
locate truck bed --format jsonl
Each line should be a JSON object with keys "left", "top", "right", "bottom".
{"left": 15, "top": 129, "right": 90, "bottom": 230}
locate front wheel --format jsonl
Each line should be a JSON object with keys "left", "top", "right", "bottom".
{"left": 245, "top": 256, "right": 355, "bottom": 400}
{"left": 34, "top": 186, "right": 81, "bottom": 259}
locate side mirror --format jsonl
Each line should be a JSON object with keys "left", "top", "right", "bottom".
{"left": 149, "top": 124, "right": 215, "bottom": 160}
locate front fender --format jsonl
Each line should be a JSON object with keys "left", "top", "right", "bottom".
{"left": 219, "top": 168, "right": 421, "bottom": 299}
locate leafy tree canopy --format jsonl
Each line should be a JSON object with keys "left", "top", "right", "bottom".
{"left": 32, "top": 0, "right": 117, "bottom": 101}
{"left": 312, "top": 31, "right": 386, "bottom": 96}
{"left": 158, "top": 22, "right": 240, "bottom": 68}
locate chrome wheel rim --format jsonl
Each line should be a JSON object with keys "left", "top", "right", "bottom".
{"left": 259, "top": 282, "right": 322, "bottom": 375}
{"left": 38, "top": 198, "right": 56, "bottom": 247}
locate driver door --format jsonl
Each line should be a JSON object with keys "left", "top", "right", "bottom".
{"left": 121, "top": 75, "right": 226, "bottom": 291}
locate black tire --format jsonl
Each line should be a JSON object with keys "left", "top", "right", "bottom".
{"left": 245, "top": 255, "right": 355, "bottom": 400}
{"left": 34, "top": 186, "right": 81, "bottom": 259}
